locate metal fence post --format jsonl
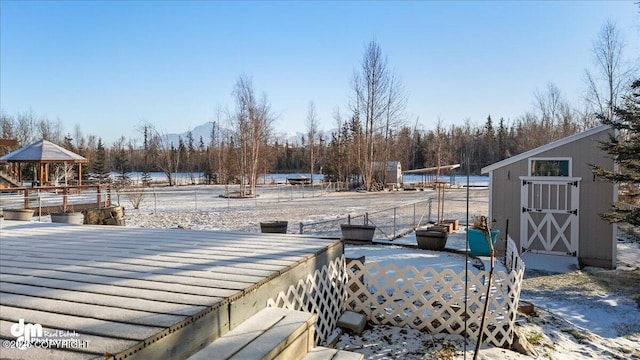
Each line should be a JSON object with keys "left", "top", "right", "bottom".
{"left": 299, "top": 222, "right": 304, "bottom": 234}
{"left": 154, "top": 188, "right": 157, "bottom": 214}
{"left": 413, "top": 203, "right": 416, "bottom": 228}
{"left": 393, "top": 207, "right": 397, "bottom": 238}
{"left": 37, "top": 190, "right": 41, "bottom": 221}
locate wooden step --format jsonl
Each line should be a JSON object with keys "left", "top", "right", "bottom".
{"left": 302, "top": 347, "right": 364, "bottom": 360}
{"left": 188, "top": 307, "right": 316, "bottom": 360}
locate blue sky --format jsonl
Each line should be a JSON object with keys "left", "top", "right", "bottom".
{"left": 1, "top": 1, "right": 638, "bottom": 143}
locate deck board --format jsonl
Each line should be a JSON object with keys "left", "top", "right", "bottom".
{"left": 0, "top": 282, "right": 206, "bottom": 316}
{"left": 0, "top": 221, "right": 341, "bottom": 359}
{"left": 0, "top": 260, "right": 254, "bottom": 290}
{"left": 0, "top": 305, "right": 163, "bottom": 340}
{"left": 0, "top": 251, "right": 277, "bottom": 278}
{"left": 0, "top": 293, "right": 185, "bottom": 327}
{"left": 0, "top": 266, "right": 240, "bottom": 298}
{"left": 1, "top": 274, "right": 220, "bottom": 306}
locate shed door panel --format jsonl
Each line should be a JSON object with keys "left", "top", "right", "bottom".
{"left": 520, "top": 177, "right": 580, "bottom": 256}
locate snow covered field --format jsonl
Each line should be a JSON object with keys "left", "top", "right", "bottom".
{"left": 43, "top": 184, "right": 640, "bottom": 359}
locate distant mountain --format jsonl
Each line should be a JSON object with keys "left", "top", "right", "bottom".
{"left": 161, "top": 122, "right": 216, "bottom": 147}
{"left": 162, "top": 122, "right": 337, "bottom": 147}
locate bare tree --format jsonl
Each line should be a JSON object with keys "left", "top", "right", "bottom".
{"left": 381, "top": 72, "right": 407, "bottom": 183}
{"left": 534, "top": 82, "right": 582, "bottom": 137}
{"left": 142, "top": 122, "right": 178, "bottom": 186}
{"left": 306, "top": 101, "right": 318, "bottom": 184}
{"left": 15, "top": 110, "right": 38, "bottom": 145}
{"left": 585, "top": 21, "right": 633, "bottom": 120}
{"left": 534, "top": 82, "right": 563, "bottom": 130}
{"left": 38, "top": 117, "right": 63, "bottom": 143}
{"left": 351, "top": 40, "right": 406, "bottom": 190}
{"left": 230, "top": 74, "right": 274, "bottom": 197}
{"left": 1, "top": 112, "right": 14, "bottom": 140}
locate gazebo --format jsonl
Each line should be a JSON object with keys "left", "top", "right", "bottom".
{"left": 0, "top": 139, "right": 87, "bottom": 187}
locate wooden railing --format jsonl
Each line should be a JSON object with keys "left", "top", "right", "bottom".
{"left": 0, "top": 184, "right": 111, "bottom": 214}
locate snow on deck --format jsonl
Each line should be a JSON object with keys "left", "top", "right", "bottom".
{"left": 0, "top": 220, "right": 341, "bottom": 359}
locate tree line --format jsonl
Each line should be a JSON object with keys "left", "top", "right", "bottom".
{"left": 0, "top": 21, "right": 635, "bottom": 192}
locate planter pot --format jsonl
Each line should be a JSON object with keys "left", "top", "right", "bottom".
{"left": 51, "top": 212, "right": 84, "bottom": 225}
{"left": 416, "top": 229, "right": 448, "bottom": 251}
{"left": 465, "top": 228, "right": 500, "bottom": 256}
{"left": 430, "top": 224, "right": 451, "bottom": 234}
{"left": 3, "top": 209, "right": 35, "bottom": 221}
{"left": 260, "top": 221, "right": 288, "bottom": 233}
{"left": 341, "top": 224, "right": 376, "bottom": 242}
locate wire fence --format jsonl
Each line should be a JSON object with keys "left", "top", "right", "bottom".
{"left": 111, "top": 183, "right": 341, "bottom": 213}
{"left": 1, "top": 184, "right": 435, "bottom": 241}
{"left": 298, "top": 198, "right": 433, "bottom": 240}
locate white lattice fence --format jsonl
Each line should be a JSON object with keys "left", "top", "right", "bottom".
{"left": 345, "top": 239, "right": 525, "bottom": 346}
{"left": 267, "top": 256, "right": 347, "bottom": 345}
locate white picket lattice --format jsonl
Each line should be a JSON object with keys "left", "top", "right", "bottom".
{"left": 267, "top": 256, "right": 348, "bottom": 345}
{"left": 268, "top": 239, "right": 524, "bottom": 347}
{"left": 345, "top": 239, "right": 525, "bottom": 346}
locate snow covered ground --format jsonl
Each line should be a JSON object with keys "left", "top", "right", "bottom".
{"left": 35, "top": 185, "right": 640, "bottom": 359}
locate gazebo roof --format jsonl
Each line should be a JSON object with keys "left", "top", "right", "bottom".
{"left": 0, "top": 139, "right": 87, "bottom": 163}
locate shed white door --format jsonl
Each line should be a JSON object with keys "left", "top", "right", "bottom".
{"left": 520, "top": 177, "right": 580, "bottom": 256}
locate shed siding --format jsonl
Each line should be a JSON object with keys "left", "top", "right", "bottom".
{"left": 489, "top": 128, "right": 616, "bottom": 268}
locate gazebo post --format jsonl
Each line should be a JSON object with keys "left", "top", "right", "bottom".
{"left": 78, "top": 163, "right": 82, "bottom": 186}
{"left": 39, "top": 163, "right": 45, "bottom": 187}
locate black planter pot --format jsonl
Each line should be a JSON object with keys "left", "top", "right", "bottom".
{"left": 340, "top": 224, "right": 376, "bottom": 242}
{"left": 260, "top": 221, "right": 288, "bottom": 233}
{"left": 415, "top": 229, "right": 448, "bottom": 251}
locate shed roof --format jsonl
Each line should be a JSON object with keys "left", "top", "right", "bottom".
{"left": 481, "top": 125, "right": 612, "bottom": 174}
{"left": 0, "top": 139, "right": 87, "bottom": 163}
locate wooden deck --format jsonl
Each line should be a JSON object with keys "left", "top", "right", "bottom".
{"left": 0, "top": 221, "right": 342, "bottom": 360}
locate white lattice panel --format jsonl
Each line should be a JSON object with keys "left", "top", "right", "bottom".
{"left": 506, "top": 236, "right": 525, "bottom": 273}
{"left": 267, "top": 256, "right": 347, "bottom": 345}
{"left": 345, "top": 242, "right": 525, "bottom": 346}
{"left": 267, "top": 242, "right": 524, "bottom": 347}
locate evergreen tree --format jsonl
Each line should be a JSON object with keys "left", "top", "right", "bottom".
{"left": 141, "top": 126, "right": 152, "bottom": 186}
{"left": 63, "top": 134, "right": 76, "bottom": 153}
{"left": 113, "top": 146, "right": 130, "bottom": 185}
{"left": 592, "top": 79, "right": 640, "bottom": 226}
{"left": 92, "top": 138, "right": 110, "bottom": 183}
{"left": 497, "top": 117, "right": 510, "bottom": 160}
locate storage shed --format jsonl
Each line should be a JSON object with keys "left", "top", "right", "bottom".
{"left": 373, "top": 161, "right": 402, "bottom": 186}
{"left": 481, "top": 125, "right": 617, "bottom": 269}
